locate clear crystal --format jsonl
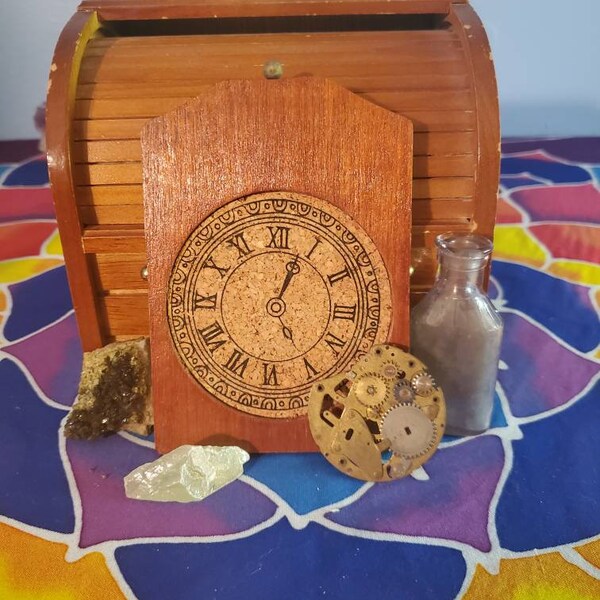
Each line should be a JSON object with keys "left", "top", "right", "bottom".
{"left": 124, "top": 445, "right": 250, "bottom": 503}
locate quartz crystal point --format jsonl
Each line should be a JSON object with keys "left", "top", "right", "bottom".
{"left": 124, "top": 445, "right": 250, "bottom": 503}
{"left": 64, "top": 338, "right": 153, "bottom": 439}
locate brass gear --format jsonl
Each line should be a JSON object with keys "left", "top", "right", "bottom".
{"left": 353, "top": 373, "right": 389, "bottom": 407}
{"left": 381, "top": 362, "right": 405, "bottom": 381}
{"left": 379, "top": 402, "right": 438, "bottom": 459}
{"left": 411, "top": 370, "right": 437, "bottom": 397}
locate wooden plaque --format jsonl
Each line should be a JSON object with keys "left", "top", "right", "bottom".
{"left": 142, "top": 78, "right": 413, "bottom": 453}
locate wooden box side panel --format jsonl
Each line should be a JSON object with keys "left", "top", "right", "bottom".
{"left": 448, "top": 2, "right": 500, "bottom": 293}
{"left": 142, "top": 78, "right": 413, "bottom": 453}
{"left": 451, "top": 3, "right": 499, "bottom": 241}
{"left": 46, "top": 11, "right": 104, "bottom": 351}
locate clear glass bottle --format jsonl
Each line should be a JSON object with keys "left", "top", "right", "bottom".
{"left": 410, "top": 233, "right": 503, "bottom": 436}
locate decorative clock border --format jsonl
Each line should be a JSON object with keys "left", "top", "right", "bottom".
{"left": 167, "top": 192, "right": 392, "bottom": 418}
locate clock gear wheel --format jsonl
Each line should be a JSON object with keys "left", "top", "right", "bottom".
{"left": 379, "top": 402, "right": 438, "bottom": 459}
{"left": 308, "top": 343, "right": 446, "bottom": 482}
{"left": 353, "top": 373, "right": 389, "bottom": 408}
{"left": 381, "top": 362, "right": 406, "bottom": 381}
{"left": 411, "top": 370, "right": 437, "bottom": 397}
{"left": 393, "top": 380, "right": 416, "bottom": 403}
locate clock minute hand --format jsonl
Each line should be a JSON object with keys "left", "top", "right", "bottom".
{"left": 277, "top": 255, "right": 300, "bottom": 299}
{"left": 279, "top": 318, "right": 298, "bottom": 349}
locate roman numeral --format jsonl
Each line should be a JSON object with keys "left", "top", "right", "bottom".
{"left": 306, "top": 237, "right": 322, "bottom": 260}
{"left": 328, "top": 266, "right": 350, "bottom": 285}
{"left": 202, "top": 256, "right": 229, "bottom": 278}
{"left": 303, "top": 357, "right": 319, "bottom": 380}
{"left": 324, "top": 332, "right": 346, "bottom": 356}
{"left": 225, "top": 232, "right": 251, "bottom": 258}
{"left": 333, "top": 304, "right": 357, "bottom": 322}
{"left": 267, "top": 226, "right": 290, "bottom": 249}
{"left": 199, "top": 321, "right": 226, "bottom": 352}
{"left": 194, "top": 292, "right": 217, "bottom": 309}
{"left": 262, "top": 363, "right": 279, "bottom": 386}
{"left": 224, "top": 349, "right": 250, "bottom": 379}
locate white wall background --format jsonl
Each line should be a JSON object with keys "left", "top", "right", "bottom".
{"left": 1, "top": 0, "right": 599, "bottom": 139}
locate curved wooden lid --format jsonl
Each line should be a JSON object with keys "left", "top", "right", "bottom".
{"left": 78, "top": 0, "right": 453, "bottom": 20}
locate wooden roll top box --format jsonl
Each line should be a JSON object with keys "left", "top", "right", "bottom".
{"left": 47, "top": 0, "right": 499, "bottom": 352}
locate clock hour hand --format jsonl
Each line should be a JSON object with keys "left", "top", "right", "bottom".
{"left": 277, "top": 254, "right": 301, "bottom": 299}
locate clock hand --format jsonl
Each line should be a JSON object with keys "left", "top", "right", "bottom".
{"left": 277, "top": 254, "right": 301, "bottom": 299}
{"left": 279, "top": 318, "right": 298, "bottom": 349}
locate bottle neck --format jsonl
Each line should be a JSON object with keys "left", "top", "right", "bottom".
{"left": 437, "top": 254, "right": 487, "bottom": 289}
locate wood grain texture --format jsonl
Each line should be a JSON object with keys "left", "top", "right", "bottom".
{"left": 79, "top": 0, "right": 452, "bottom": 20}
{"left": 72, "top": 155, "right": 476, "bottom": 186}
{"left": 142, "top": 78, "right": 413, "bottom": 453}
{"left": 46, "top": 11, "right": 103, "bottom": 352}
{"left": 73, "top": 111, "right": 474, "bottom": 141}
{"left": 98, "top": 293, "right": 149, "bottom": 336}
{"left": 73, "top": 132, "right": 476, "bottom": 163}
{"left": 48, "top": 0, "right": 498, "bottom": 351}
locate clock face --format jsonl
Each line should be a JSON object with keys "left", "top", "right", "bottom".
{"left": 168, "top": 192, "right": 392, "bottom": 418}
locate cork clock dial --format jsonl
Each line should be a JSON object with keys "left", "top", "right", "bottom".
{"left": 168, "top": 192, "right": 392, "bottom": 418}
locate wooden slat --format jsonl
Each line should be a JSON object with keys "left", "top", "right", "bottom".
{"left": 79, "top": 57, "right": 467, "bottom": 84}
{"left": 73, "top": 119, "right": 147, "bottom": 140}
{"left": 74, "top": 98, "right": 187, "bottom": 119}
{"left": 411, "top": 221, "right": 473, "bottom": 247}
{"left": 74, "top": 88, "right": 472, "bottom": 120}
{"left": 77, "top": 73, "right": 471, "bottom": 99}
{"left": 81, "top": 221, "right": 472, "bottom": 255}
{"left": 77, "top": 184, "right": 141, "bottom": 204}
{"left": 87, "top": 29, "right": 458, "bottom": 51}
{"left": 80, "top": 204, "right": 143, "bottom": 225}
{"left": 73, "top": 110, "right": 475, "bottom": 141}
{"left": 413, "top": 198, "right": 473, "bottom": 221}
{"left": 80, "top": 195, "right": 473, "bottom": 226}
{"left": 107, "top": 334, "right": 145, "bottom": 343}
{"left": 412, "top": 177, "right": 473, "bottom": 198}
{"left": 77, "top": 178, "right": 474, "bottom": 205}
{"left": 73, "top": 154, "right": 475, "bottom": 186}
{"left": 74, "top": 139, "right": 141, "bottom": 162}
{"left": 84, "top": 35, "right": 461, "bottom": 61}
{"left": 79, "top": 0, "right": 453, "bottom": 20}
{"left": 74, "top": 163, "right": 142, "bottom": 185}
{"left": 414, "top": 132, "right": 476, "bottom": 155}
{"left": 82, "top": 226, "right": 146, "bottom": 253}
{"left": 72, "top": 133, "right": 476, "bottom": 163}
{"left": 414, "top": 155, "right": 474, "bottom": 178}
{"left": 98, "top": 294, "right": 149, "bottom": 337}
{"left": 81, "top": 40, "right": 464, "bottom": 67}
